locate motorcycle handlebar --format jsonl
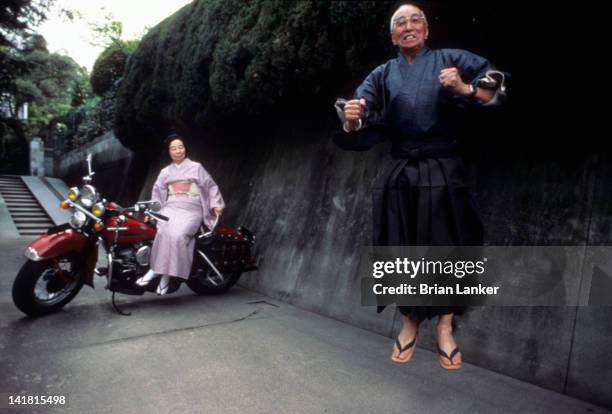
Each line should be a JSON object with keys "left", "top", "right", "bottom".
{"left": 199, "top": 213, "right": 220, "bottom": 239}
{"left": 149, "top": 211, "right": 169, "bottom": 222}
{"left": 113, "top": 205, "right": 168, "bottom": 222}
{"left": 123, "top": 202, "right": 217, "bottom": 226}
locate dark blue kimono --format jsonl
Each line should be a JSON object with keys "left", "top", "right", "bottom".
{"left": 335, "top": 46, "right": 503, "bottom": 321}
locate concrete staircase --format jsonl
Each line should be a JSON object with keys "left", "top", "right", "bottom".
{"left": 0, "top": 176, "right": 54, "bottom": 236}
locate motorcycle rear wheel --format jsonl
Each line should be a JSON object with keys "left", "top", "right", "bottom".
{"left": 186, "top": 269, "right": 242, "bottom": 295}
{"left": 12, "top": 256, "right": 84, "bottom": 317}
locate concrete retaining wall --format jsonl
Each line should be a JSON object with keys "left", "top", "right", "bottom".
{"left": 60, "top": 126, "right": 612, "bottom": 409}
{"left": 56, "top": 132, "right": 146, "bottom": 205}
{"left": 167, "top": 126, "right": 611, "bottom": 409}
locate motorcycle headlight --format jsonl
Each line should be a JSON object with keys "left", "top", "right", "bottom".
{"left": 92, "top": 202, "right": 106, "bottom": 217}
{"left": 69, "top": 211, "right": 88, "bottom": 229}
{"left": 67, "top": 187, "right": 80, "bottom": 201}
{"left": 80, "top": 185, "right": 97, "bottom": 208}
{"left": 24, "top": 246, "right": 42, "bottom": 261}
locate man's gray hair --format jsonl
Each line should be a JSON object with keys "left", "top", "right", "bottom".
{"left": 389, "top": 4, "right": 428, "bottom": 33}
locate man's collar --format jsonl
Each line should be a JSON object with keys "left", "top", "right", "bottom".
{"left": 397, "top": 45, "right": 431, "bottom": 62}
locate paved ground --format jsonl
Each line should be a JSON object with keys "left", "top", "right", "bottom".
{"left": 0, "top": 237, "right": 608, "bottom": 414}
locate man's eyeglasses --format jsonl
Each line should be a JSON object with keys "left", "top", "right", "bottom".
{"left": 393, "top": 15, "right": 426, "bottom": 30}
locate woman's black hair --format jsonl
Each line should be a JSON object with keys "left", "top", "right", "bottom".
{"left": 164, "top": 133, "right": 186, "bottom": 148}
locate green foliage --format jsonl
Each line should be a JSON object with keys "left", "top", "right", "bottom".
{"left": 0, "top": 0, "right": 54, "bottom": 47}
{"left": 54, "top": 96, "right": 97, "bottom": 149}
{"left": 1, "top": 3, "right": 57, "bottom": 98}
{"left": 71, "top": 84, "right": 117, "bottom": 147}
{"left": 88, "top": 10, "right": 124, "bottom": 49}
{"left": 12, "top": 42, "right": 89, "bottom": 138}
{"left": 115, "top": 0, "right": 395, "bottom": 150}
{"left": 78, "top": 13, "right": 143, "bottom": 145}
{"left": 90, "top": 40, "right": 138, "bottom": 96}
{"left": 0, "top": 1, "right": 84, "bottom": 173}
{"left": 1, "top": 2, "right": 54, "bottom": 99}
{"left": 71, "top": 65, "right": 91, "bottom": 106}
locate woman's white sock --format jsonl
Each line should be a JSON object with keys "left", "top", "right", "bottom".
{"left": 136, "top": 269, "right": 156, "bottom": 286}
{"left": 157, "top": 275, "right": 170, "bottom": 295}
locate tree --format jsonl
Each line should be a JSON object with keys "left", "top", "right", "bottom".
{"left": 1, "top": 1, "right": 77, "bottom": 98}
{"left": 0, "top": 0, "right": 54, "bottom": 47}
{"left": 71, "top": 12, "right": 145, "bottom": 146}
{"left": 13, "top": 35, "right": 89, "bottom": 139}
{"left": 88, "top": 9, "right": 124, "bottom": 49}
{"left": 1, "top": 30, "right": 89, "bottom": 173}
{"left": 1, "top": 0, "right": 56, "bottom": 174}
{"left": 1, "top": 1, "right": 55, "bottom": 100}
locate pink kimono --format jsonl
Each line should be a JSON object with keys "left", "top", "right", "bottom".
{"left": 149, "top": 158, "right": 225, "bottom": 279}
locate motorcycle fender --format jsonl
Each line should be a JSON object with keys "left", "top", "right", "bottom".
{"left": 25, "top": 226, "right": 98, "bottom": 288}
{"left": 26, "top": 226, "right": 88, "bottom": 260}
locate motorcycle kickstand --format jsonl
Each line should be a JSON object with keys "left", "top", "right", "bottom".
{"left": 111, "top": 292, "right": 131, "bottom": 316}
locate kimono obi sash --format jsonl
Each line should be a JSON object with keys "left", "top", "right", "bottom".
{"left": 168, "top": 181, "right": 200, "bottom": 198}
{"left": 390, "top": 139, "right": 459, "bottom": 161}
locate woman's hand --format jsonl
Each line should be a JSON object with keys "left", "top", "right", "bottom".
{"left": 213, "top": 207, "right": 224, "bottom": 216}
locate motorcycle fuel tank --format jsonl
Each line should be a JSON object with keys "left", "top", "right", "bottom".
{"left": 102, "top": 215, "right": 156, "bottom": 245}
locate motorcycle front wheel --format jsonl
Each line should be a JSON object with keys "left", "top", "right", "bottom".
{"left": 186, "top": 268, "right": 242, "bottom": 295}
{"left": 12, "top": 256, "right": 84, "bottom": 317}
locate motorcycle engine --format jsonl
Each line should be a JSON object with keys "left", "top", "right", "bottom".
{"left": 134, "top": 245, "right": 151, "bottom": 267}
{"left": 115, "top": 244, "right": 150, "bottom": 270}
{"left": 109, "top": 243, "right": 152, "bottom": 293}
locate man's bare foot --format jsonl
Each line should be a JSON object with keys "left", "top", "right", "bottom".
{"left": 391, "top": 316, "right": 418, "bottom": 363}
{"left": 436, "top": 323, "right": 462, "bottom": 369}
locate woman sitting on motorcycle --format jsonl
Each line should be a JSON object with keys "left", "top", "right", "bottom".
{"left": 136, "top": 134, "right": 225, "bottom": 294}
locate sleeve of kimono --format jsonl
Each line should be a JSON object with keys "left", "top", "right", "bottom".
{"left": 443, "top": 49, "right": 508, "bottom": 107}
{"left": 198, "top": 164, "right": 225, "bottom": 210}
{"left": 333, "top": 64, "right": 387, "bottom": 151}
{"left": 355, "top": 64, "right": 387, "bottom": 125}
{"left": 151, "top": 169, "right": 167, "bottom": 206}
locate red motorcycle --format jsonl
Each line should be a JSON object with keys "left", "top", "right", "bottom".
{"left": 12, "top": 154, "right": 258, "bottom": 316}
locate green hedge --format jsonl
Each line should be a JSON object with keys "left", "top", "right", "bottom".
{"left": 114, "top": 0, "right": 394, "bottom": 150}
{"left": 90, "top": 40, "right": 138, "bottom": 96}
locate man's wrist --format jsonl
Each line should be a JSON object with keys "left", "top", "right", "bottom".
{"left": 464, "top": 83, "right": 477, "bottom": 99}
